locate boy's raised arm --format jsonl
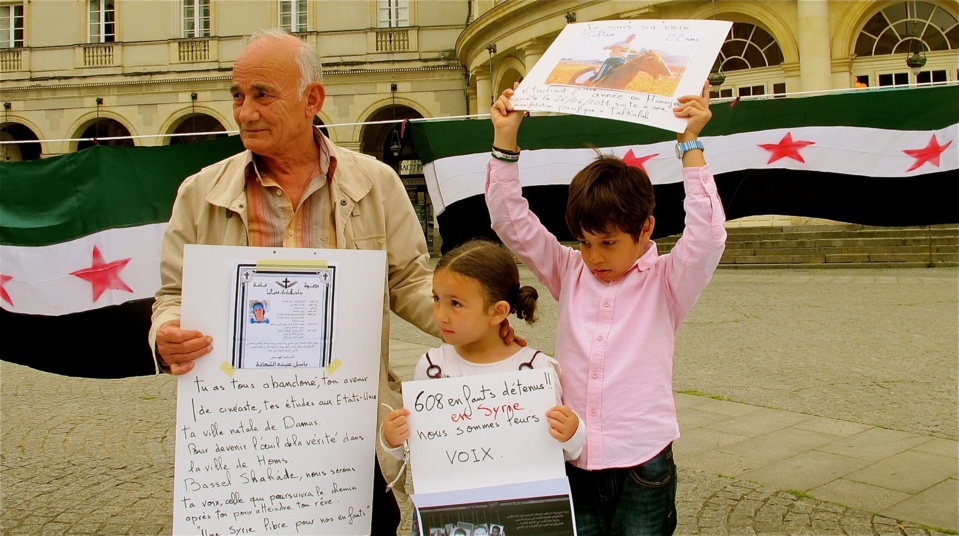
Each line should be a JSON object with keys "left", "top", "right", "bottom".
{"left": 672, "top": 83, "right": 712, "bottom": 168}
{"left": 492, "top": 83, "right": 523, "bottom": 152}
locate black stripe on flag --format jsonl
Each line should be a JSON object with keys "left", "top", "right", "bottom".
{"left": 438, "top": 168, "right": 958, "bottom": 253}
{"left": 0, "top": 298, "right": 157, "bottom": 378}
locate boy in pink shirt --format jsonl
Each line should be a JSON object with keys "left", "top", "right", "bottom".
{"left": 485, "top": 83, "right": 726, "bottom": 535}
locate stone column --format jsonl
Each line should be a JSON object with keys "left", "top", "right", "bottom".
{"left": 797, "top": 0, "right": 833, "bottom": 92}
{"left": 521, "top": 40, "right": 548, "bottom": 74}
{"left": 475, "top": 71, "right": 492, "bottom": 112}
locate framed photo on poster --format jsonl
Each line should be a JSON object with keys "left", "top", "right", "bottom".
{"left": 231, "top": 263, "right": 337, "bottom": 369}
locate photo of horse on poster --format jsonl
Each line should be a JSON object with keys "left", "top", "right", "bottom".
{"left": 545, "top": 31, "right": 685, "bottom": 96}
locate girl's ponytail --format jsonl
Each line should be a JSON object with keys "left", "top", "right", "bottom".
{"left": 513, "top": 285, "right": 539, "bottom": 324}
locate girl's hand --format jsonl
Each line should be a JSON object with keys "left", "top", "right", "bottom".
{"left": 673, "top": 82, "right": 712, "bottom": 142}
{"left": 491, "top": 82, "right": 523, "bottom": 152}
{"left": 383, "top": 408, "right": 410, "bottom": 448}
{"left": 547, "top": 405, "right": 579, "bottom": 442}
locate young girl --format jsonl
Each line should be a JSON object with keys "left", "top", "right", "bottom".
{"left": 381, "top": 239, "right": 585, "bottom": 462}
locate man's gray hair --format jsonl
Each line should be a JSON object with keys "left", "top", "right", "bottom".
{"left": 242, "top": 28, "right": 324, "bottom": 94}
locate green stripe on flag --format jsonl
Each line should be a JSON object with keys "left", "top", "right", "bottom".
{"left": 0, "top": 135, "right": 244, "bottom": 247}
{"left": 409, "top": 85, "right": 958, "bottom": 164}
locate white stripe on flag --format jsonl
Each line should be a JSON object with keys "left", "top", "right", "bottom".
{"left": 424, "top": 125, "right": 957, "bottom": 215}
{"left": 0, "top": 223, "right": 166, "bottom": 316}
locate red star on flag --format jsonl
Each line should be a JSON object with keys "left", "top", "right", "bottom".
{"left": 759, "top": 133, "right": 815, "bottom": 164}
{"left": 0, "top": 274, "right": 13, "bottom": 307}
{"left": 70, "top": 245, "right": 133, "bottom": 302}
{"left": 903, "top": 134, "right": 952, "bottom": 172}
{"left": 622, "top": 148, "right": 658, "bottom": 172}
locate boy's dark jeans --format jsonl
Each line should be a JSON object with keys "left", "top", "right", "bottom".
{"left": 566, "top": 443, "right": 677, "bottom": 535}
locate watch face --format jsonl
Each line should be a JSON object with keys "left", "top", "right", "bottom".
{"left": 675, "top": 143, "right": 683, "bottom": 159}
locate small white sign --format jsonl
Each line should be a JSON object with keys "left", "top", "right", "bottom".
{"left": 403, "top": 369, "right": 565, "bottom": 495}
{"left": 399, "top": 159, "right": 423, "bottom": 175}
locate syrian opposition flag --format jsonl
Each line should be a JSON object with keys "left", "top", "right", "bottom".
{"left": 0, "top": 136, "right": 244, "bottom": 378}
{"left": 408, "top": 85, "right": 958, "bottom": 253}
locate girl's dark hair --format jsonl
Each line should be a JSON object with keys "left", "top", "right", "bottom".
{"left": 436, "top": 239, "right": 538, "bottom": 324}
{"left": 565, "top": 154, "right": 655, "bottom": 240}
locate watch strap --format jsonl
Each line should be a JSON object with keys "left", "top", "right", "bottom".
{"left": 675, "top": 140, "right": 704, "bottom": 159}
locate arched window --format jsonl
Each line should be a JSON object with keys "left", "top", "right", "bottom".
{"left": 853, "top": 2, "right": 957, "bottom": 87}
{"left": 855, "top": 1, "right": 957, "bottom": 57}
{"left": 716, "top": 23, "right": 784, "bottom": 72}
{"left": 711, "top": 23, "right": 785, "bottom": 99}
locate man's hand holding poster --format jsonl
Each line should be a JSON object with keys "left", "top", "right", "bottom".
{"left": 405, "top": 370, "right": 576, "bottom": 535}
{"left": 511, "top": 19, "right": 732, "bottom": 132}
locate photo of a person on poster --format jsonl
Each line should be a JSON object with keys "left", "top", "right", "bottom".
{"left": 249, "top": 301, "right": 269, "bottom": 323}
{"left": 588, "top": 33, "right": 638, "bottom": 82}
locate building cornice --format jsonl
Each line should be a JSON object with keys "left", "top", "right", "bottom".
{"left": 0, "top": 65, "right": 462, "bottom": 92}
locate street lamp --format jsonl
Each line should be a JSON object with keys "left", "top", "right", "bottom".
{"left": 389, "top": 83, "right": 401, "bottom": 158}
{"left": 708, "top": 0, "right": 726, "bottom": 87}
{"left": 905, "top": 0, "right": 927, "bottom": 77}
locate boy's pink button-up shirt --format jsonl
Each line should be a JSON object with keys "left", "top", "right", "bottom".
{"left": 486, "top": 159, "right": 726, "bottom": 470}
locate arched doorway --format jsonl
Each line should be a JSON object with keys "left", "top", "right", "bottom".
{"left": 0, "top": 122, "right": 42, "bottom": 161}
{"left": 168, "top": 113, "right": 227, "bottom": 145}
{"left": 76, "top": 118, "right": 134, "bottom": 151}
{"left": 496, "top": 68, "right": 523, "bottom": 100}
{"left": 359, "top": 104, "right": 420, "bottom": 166}
{"left": 359, "top": 104, "right": 434, "bottom": 250}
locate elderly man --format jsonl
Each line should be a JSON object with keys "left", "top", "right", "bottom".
{"left": 150, "top": 28, "right": 436, "bottom": 533}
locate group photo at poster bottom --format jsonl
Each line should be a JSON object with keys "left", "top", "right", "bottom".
{"left": 417, "top": 494, "right": 574, "bottom": 536}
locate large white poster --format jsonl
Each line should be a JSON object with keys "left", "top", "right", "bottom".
{"left": 173, "top": 245, "right": 386, "bottom": 535}
{"left": 511, "top": 19, "right": 732, "bottom": 132}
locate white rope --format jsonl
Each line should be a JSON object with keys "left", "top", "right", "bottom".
{"left": 2, "top": 81, "right": 955, "bottom": 146}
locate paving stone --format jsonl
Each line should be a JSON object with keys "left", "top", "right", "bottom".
{"left": 846, "top": 450, "right": 958, "bottom": 494}
{"left": 738, "top": 449, "right": 872, "bottom": 491}
{"left": 880, "top": 478, "right": 959, "bottom": 532}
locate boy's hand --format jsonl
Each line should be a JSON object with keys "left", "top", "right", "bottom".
{"left": 383, "top": 408, "right": 410, "bottom": 448}
{"left": 547, "top": 405, "right": 579, "bottom": 443}
{"left": 491, "top": 82, "right": 523, "bottom": 152}
{"left": 673, "top": 82, "right": 712, "bottom": 142}
{"left": 498, "top": 319, "right": 528, "bottom": 347}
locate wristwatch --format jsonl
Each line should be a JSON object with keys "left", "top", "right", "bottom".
{"left": 675, "top": 139, "right": 704, "bottom": 159}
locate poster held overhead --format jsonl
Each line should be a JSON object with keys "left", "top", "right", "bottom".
{"left": 511, "top": 19, "right": 732, "bottom": 132}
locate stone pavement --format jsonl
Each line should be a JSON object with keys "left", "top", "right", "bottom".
{"left": 2, "top": 267, "right": 957, "bottom": 535}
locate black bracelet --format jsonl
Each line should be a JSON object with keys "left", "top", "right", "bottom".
{"left": 491, "top": 146, "right": 520, "bottom": 162}
{"left": 492, "top": 145, "right": 520, "bottom": 155}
